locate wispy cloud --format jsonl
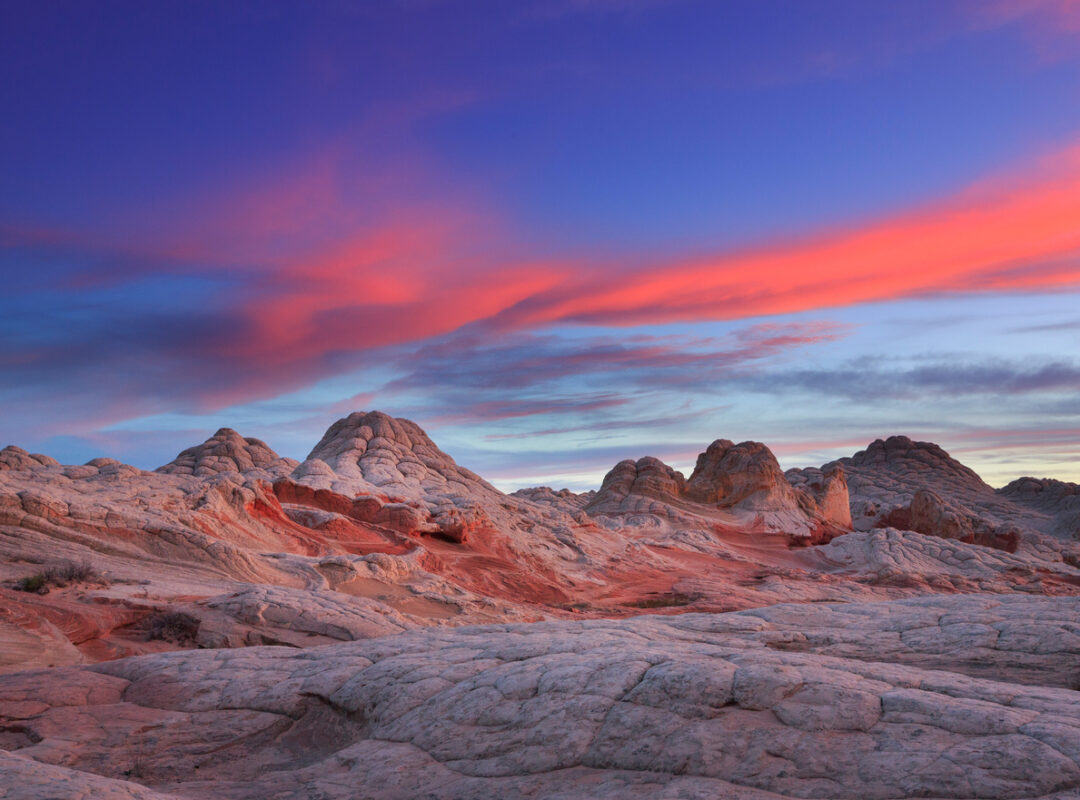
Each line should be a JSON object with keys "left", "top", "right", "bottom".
{"left": 5, "top": 135, "right": 1080, "bottom": 449}
{"left": 741, "top": 358, "right": 1080, "bottom": 400}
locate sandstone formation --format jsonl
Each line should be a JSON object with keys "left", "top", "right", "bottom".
{"left": 585, "top": 441, "right": 850, "bottom": 543}
{"left": 2, "top": 412, "right": 1080, "bottom": 797}
{"left": 2, "top": 414, "right": 1079, "bottom": 678}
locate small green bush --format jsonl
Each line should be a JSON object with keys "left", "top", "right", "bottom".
{"left": 15, "top": 573, "right": 46, "bottom": 593}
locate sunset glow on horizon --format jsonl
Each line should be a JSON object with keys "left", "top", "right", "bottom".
{"left": 4, "top": 0, "right": 1080, "bottom": 489}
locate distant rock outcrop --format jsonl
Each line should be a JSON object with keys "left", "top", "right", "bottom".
{"left": 785, "top": 464, "right": 852, "bottom": 529}
{"left": 585, "top": 457, "right": 687, "bottom": 517}
{"left": 821, "top": 435, "right": 1042, "bottom": 552}
{"left": 1000, "top": 476, "right": 1080, "bottom": 539}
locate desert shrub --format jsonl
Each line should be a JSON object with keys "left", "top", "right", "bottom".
{"left": 147, "top": 611, "right": 200, "bottom": 643}
{"left": 14, "top": 560, "right": 98, "bottom": 592}
{"left": 42, "top": 559, "right": 96, "bottom": 585}
{"left": 15, "top": 573, "right": 47, "bottom": 593}
{"left": 622, "top": 593, "right": 699, "bottom": 609}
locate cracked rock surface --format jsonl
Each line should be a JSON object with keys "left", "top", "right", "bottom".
{"left": 2, "top": 593, "right": 1080, "bottom": 799}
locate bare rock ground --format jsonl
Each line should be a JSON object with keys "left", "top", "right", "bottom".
{"left": 2, "top": 594, "right": 1079, "bottom": 799}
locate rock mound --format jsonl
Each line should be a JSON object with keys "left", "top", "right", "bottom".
{"left": 686, "top": 439, "right": 797, "bottom": 509}
{"left": 283, "top": 411, "right": 516, "bottom": 542}
{"left": 0, "top": 446, "right": 59, "bottom": 471}
{"left": 823, "top": 435, "right": 1046, "bottom": 550}
{"left": 511, "top": 486, "right": 594, "bottom": 512}
{"left": 292, "top": 411, "right": 497, "bottom": 502}
{"left": 586, "top": 457, "right": 687, "bottom": 516}
{"left": 157, "top": 428, "right": 297, "bottom": 478}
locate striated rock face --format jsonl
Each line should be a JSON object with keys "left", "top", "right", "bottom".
{"left": 833, "top": 435, "right": 994, "bottom": 524}
{"left": 902, "top": 489, "right": 1020, "bottom": 552}
{"left": 296, "top": 411, "right": 498, "bottom": 500}
{"left": 287, "top": 411, "right": 508, "bottom": 542}
{"left": 678, "top": 439, "right": 849, "bottom": 540}
{"left": 2, "top": 593, "right": 1079, "bottom": 800}
{"left": 157, "top": 428, "right": 298, "bottom": 479}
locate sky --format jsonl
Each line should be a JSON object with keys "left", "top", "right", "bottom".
{"left": 3, "top": 0, "right": 1080, "bottom": 490}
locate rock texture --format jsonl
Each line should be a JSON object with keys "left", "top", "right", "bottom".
{"left": 2, "top": 594, "right": 1079, "bottom": 799}
{"left": 585, "top": 441, "right": 849, "bottom": 542}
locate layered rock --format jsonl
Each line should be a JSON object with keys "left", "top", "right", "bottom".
{"left": 3, "top": 413, "right": 1080, "bottom": 682}
{"left": 784, "top": 464, "right": 852, "bottom": 528}
{"left": 677, "top": 439, "right": 850, "bottom": 540}
{"left": 286, "top": 411, "right": 512, "bottom": 542}
{"left": 686, "top": 439, "right": 797, "bottom": 509}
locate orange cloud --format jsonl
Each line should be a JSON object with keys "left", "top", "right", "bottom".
{"left": 494, "top": 143, "right": 1080, "bottom": 329}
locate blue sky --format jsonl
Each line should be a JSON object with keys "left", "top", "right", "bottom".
{"left": 3, "top": 0, "right": 1080, "bottom": 488}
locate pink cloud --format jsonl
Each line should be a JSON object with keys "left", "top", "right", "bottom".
{"left": 8, "top": 137, "right": 1080, "bottom": 423}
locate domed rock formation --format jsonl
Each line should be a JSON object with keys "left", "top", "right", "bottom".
{"left": 295, "top": 411, "right": 496, "bottom": 499}
{"left": 285, "top": 411, "right": 510, "bottom": 542}
{"left": 157, "top": 428, "right": 298, "bottom": 479}
{"left": 686, "top": 439, "right": 799, "bottom": 510}
{"left": 586, "top": 457, "right": 687, "bottom": 516}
